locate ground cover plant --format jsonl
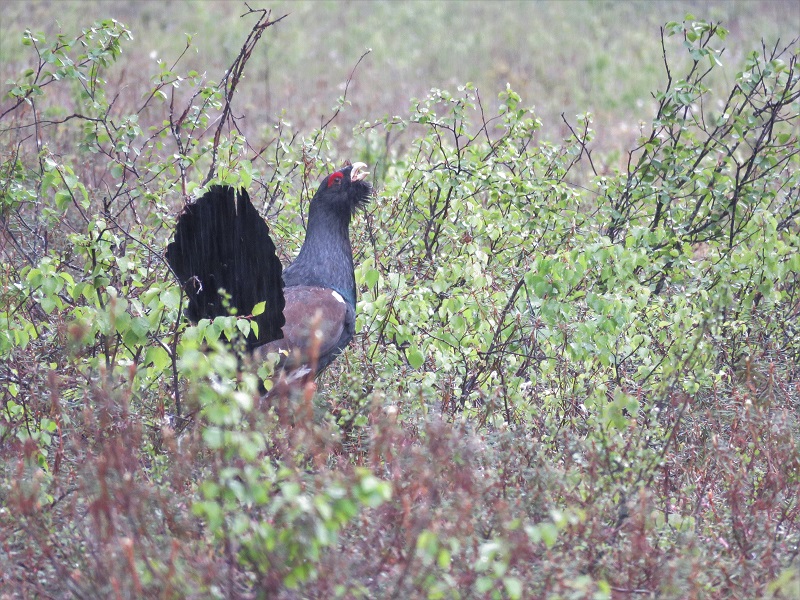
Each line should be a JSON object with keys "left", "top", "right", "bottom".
{"left": 1, "top": 5, "right": 799, "bottom": 599}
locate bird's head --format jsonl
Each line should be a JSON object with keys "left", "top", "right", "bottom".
{"left": 312, "top": 162, "right": 372, "bottom": 217}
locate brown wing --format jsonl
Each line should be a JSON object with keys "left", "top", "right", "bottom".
{"left": 253, "top": 286, "right": 351, "bottom": 373}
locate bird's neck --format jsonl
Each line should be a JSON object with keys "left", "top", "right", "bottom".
{"left": 285, "top": 209, "right": 357, "bottom": 306}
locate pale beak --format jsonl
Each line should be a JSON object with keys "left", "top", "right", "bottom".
{"left": 350, "top": 162, "right": 369, "bottom": 182}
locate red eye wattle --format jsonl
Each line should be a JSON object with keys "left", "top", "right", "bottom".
{"left": 327, "top": 172, "right": 344, "bottom": 188}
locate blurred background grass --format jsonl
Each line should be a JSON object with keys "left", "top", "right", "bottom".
{"left": 2, "top": 0, "right": 798, "bottom": 151}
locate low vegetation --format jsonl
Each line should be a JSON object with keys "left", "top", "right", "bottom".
{"left": 1, "top": 8, "right": 798, "bottom": 599}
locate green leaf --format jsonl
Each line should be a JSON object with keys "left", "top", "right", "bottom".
{"left": 364, "top": 268, "right": 380, "bottom": 288}
{"left": 503, "top": 577, "right": 522, "bottom": 599}
{"left": 236, "top": 319, "right": 251, "bottom": 338}
{"left": 54, "top": 189, "right": 71, "bottom": 210}
{"left": 145, "top": 346, "right": 171, "bottom": 370}
{"left": 407, "top": 346, "right": 425, "bottom": 369}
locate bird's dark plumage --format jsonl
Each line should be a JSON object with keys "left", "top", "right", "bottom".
{"left": 166, "top": 162, "right": 371, "bottom": 377}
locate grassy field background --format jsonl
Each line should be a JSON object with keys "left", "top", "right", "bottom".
{"left": 3, "top": 0, "right": 797, "bottom": 149}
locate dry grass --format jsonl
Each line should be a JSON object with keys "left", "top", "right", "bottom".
{"left": 2, "top": 0, "right": 796, "bottom": 149}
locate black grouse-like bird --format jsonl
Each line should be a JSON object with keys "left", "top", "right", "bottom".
{"left": 166, "top": 162, "right": 371, "bottom": 379}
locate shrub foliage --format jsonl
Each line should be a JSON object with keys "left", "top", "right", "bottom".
{"left": 1, "top": 10, "right": 798, "bottom": 599}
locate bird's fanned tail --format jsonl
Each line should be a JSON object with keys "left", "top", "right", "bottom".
{"left": 165, "top": 186, "right": 286, "bottom": 349}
